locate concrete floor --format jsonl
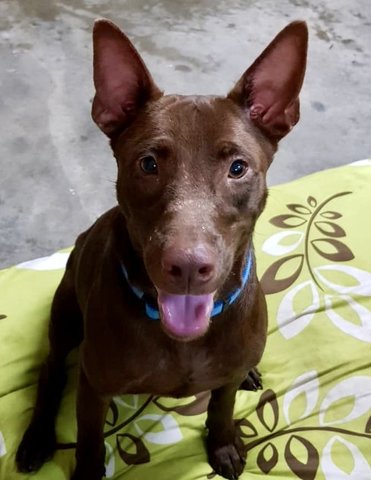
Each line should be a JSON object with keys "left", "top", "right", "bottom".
{"left": 0, "top": 0, "right": 370, "bottom": 268}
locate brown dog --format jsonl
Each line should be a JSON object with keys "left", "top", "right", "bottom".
{"left": 16, "top": 19, "right": 307, "bottom": 480}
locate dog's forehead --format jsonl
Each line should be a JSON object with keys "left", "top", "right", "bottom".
{"left": 140, "top": 94, "right": 271, "bottom": 171}
{"left": 148, "top": 94, "right": 254, "bottom": 144}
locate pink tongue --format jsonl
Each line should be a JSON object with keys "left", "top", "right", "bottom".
{"left": 157, "top": 292, "right": 214, "bottom": 340}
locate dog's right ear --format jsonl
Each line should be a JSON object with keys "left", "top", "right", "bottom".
{"left": 92, "top": 19, "right": 162, "bottom": 138}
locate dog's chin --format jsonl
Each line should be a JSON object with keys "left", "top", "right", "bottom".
{"left": 160, "top": 323, "right": 210, "bottom": 343}
{"left": 156, "top": 289, "right": 215, "bottom": 342}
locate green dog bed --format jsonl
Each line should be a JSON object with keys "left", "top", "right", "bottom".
{"left": 1, "top": 161, "right": 371, "bottom": 479}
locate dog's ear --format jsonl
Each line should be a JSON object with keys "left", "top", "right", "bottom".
{"left": 92, "top": 19, "right": 162, "bottom": 137}
{"left": 228, "top": 21, "right": 308, "bottom": 142}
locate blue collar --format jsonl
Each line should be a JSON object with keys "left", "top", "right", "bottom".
{"left": 121, "top": 250, "right": 253, "bottom": 321}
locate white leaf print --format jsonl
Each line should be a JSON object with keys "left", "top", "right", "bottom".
{"left": 319, "top": 376, "right": 371, "bottom": 426}
{"left": 262, "top": 230, "right": 304, "bottom": 256}
{"left": 314, "top": 265, "right": 371, "bottom": 296}
{"left": 277, "top": 280, "right": 320, "bottom": 339}
{"left": 349, "top": 158, "right": 371, "bottom": 167}
{"left": 104, "top": 441, "right": 115, "bottom": 478}
{"left": 0, "top": 432, "right": 6, "bottom": 457}
{"left": 114, "top": 395, "right": 139, "bottom": 410}
{"left": 134, "top": 414, "right": 182, "bottom": 445}
{"left": 325, "top": 294, "right": 371, "bottom": 342}
{"left": 321, "top": 436, "right": 371, "bottom": 479}
{"left": 16, "top": 252, "right": 70, "bottom": 271}
{"left": 283, "top": 371, "right": 320, "bottom": 424}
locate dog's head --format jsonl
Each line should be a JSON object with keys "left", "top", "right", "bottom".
{"left": 91, "top": 20, "right": 307, "bottom": 341}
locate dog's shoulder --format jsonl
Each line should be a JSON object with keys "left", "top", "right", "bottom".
{"left": 73, "top": 206, "right": 121, "bottom": 254}
{"left": 66, "top": 207, "right": 123, "bottom": 290}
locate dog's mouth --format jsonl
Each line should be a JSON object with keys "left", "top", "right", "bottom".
{"left": 156, "top": 290, "right": 215, "bottom": 341}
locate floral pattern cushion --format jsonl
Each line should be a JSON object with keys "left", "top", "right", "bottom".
{"left": 0, "top": 160, "right": 370, "bottom": 480}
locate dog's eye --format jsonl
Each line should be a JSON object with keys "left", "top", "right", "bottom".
{"left": 140, "top": 155, "right": 158, "bottom": 174}
{"left": 228, "top": 159, "right": 248, "bottom": 179}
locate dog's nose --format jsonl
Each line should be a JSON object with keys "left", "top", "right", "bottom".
{"left": 161, "top": 246, "right": 216, "bottom": 289}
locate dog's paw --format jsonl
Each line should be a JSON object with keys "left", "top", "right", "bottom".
{"left": 207, "top": 435, "right": 246, "bottom": 480}
{"left": 239, "top": 367, "right": 262, "bottom": 391}
{"left": 16, "top": 424, "right": 56, "bottom": 473}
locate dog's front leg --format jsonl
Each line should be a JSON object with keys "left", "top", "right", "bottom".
{"left": 206, "top": 381, "right": 246, "bottom": 480}
{"left": 71, "top": 368, "right": 111, "bottom": 480}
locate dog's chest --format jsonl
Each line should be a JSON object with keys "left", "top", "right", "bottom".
{"left": 163, "top": 347, "right": 228, "bottom": 395}
{"left": 85, "top": 332, "right": 246, "bottom": 398}
{"left": 102, "top": 334, "right": 247, "bottom": 397}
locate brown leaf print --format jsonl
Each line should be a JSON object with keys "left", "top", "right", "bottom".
{"left": 270, "top": 214, "right": 307, "bottom": 228}
{"left": 365, "top": 416, "right": 371, "bottom": 433}
{"left": 256, "top": 389, "right": 279, "bottom": 433}
{"left": 257, "top": 442, "right": 279, "bottom": 474}
{"left": 0, "top": 314, "right": 7, "bottom": 320}
{"left": 307, "top": 196, "right": 317, "bottom": 207}
{"left": 116, "top": 433, "right": 150, "bottom": 465}
{"left": 287, "top": 203, "right": 312, "bottom": 215}
{"left": 314, "top": 221, "right": 346, "bottom": 238}
{"left": 235, "top": 418, "right": 258, "bottom": 439}
{"left": 261, "top": 254, "right": 304, "bottom": 295}
{"left": 311, "top": 238, "right": 354, "bottom": 261}
{"left": 320, "top": 210, "right": 342, "bottom": 220}
{"left": 284, "top": 435, "right": 319, "bottom": 480}
{"left": 106, "top": 400, "right": 119, "bottom": 427}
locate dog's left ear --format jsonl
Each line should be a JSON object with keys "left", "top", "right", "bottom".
{"left": 92, "top": 19, "right": 162, "bottom": 138}
{"left": 228, "top": 21, "right": 308, "bottom": 142}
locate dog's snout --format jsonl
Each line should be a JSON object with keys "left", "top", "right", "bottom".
{"left": 161, "top": 246, "right": 216, "bottom": 290}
